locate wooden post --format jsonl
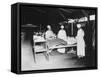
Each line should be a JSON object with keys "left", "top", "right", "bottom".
{"left": 71, "top": 23, "right": 73, "bottom": 36}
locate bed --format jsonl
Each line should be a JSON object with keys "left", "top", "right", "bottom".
{"left": 46, "top": 37, "right": 77, "bottom": 50}
{"left": 33, "top": 36, "right": 77, "bottom": 62}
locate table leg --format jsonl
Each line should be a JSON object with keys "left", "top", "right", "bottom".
{"left": 32, "top": 48, "right": 36, "bottom": 63}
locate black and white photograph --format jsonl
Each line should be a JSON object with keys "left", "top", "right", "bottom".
{"left": 11, "top": 3, "right": 97, "bottom": 74}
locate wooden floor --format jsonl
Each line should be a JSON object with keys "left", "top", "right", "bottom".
{"left": 21, "top": 40, "right": 86, "bottom": 71}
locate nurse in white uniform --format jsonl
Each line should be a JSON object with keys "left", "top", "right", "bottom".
{"left": 76, "top": 24, "right": 85, "bottom": 58}
{"left": 45, "top": 25, "right": 56, "bottom": 54}
{"left": 57, "top": 25, "right": 67, "bottom": 53}
{"left": 45, "top": 25, "right": 56, "bottom": 40}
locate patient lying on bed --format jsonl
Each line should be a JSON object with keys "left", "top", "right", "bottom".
{"left": 47, "top": 38, "right": 67, "bottom": 48}
{"left": 46, "top": 37, "right": 76, "bottom": 54}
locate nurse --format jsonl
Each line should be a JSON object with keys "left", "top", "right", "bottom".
{"left": 57, "top": 25, "right": 67, "bottom": 53}
{"left": 45, "top": 25, "right": 56, "bottom": 40}
{"left": 45, "top": 25, "right": 56, "bottom": 55}
{"left": 76, "top": 24, "right": 85, "bottom": 58}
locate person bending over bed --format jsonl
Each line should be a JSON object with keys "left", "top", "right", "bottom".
{"left": 45, "top": 25, "right": 56, "bottom": 54}
{"left": 57, "top": 25, "right": 67, "bottom": 53}
{"left": 45, "top": 25, "right": 56, "bottom": 40}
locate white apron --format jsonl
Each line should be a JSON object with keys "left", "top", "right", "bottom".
{"left": 76, "top": 29, "right": 85, "bottom": 57}
{"left": 57, "top": 30, "right": 67, "bottom": 53}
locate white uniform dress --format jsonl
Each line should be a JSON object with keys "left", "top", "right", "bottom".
{"left": 57, "top": 29, "right": 67, "bottom": 53}
{"left": 76, "top": 29, "right": 85, "bottom": 57}
{"left": 45, "top": 30, "right": 55, "bottom": 53}
{"left": 45, "top": 30, "right": 55, "bottom": 40}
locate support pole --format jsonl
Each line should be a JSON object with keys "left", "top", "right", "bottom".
{"left": 71, "top": 23, "right": 73, "bottom": 36}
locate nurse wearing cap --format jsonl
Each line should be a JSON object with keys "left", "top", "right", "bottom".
{"left": 45, "top": 25, "right": 56, "bottom": 40}
{"left": 57, "top": 25, "right": 67, "bottom": 53}
{"left": 76, "top": 24, "right": 85, "bottom": 58}
{"left": 45, "top": 25, "right": 56, "bottom": 54}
